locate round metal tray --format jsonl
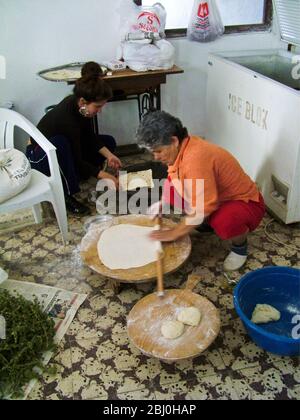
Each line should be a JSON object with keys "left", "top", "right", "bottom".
{"left": 38, "top": 62, "right": 108, "bottom": 82}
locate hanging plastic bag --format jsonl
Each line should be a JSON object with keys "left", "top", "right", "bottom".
{"left": 187, "top": 0, "right": 224, "bottom": 43}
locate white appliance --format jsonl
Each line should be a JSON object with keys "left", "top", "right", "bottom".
{"left": 206, "top": 0, "right": 300, "bottom": 224}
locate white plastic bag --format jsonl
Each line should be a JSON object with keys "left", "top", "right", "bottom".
{"left": 120, "top": 2, "right": 167, "bottom": 41}
{"left": 117, "top": 2, "right": 173, "bottom": 72}
{"left": 187, "top": 0, "right": 224, "bottom": 42}
{"left": 135, "top": 3, "right": 166, "bottom": 37}
{"left": 121, "top": 39, "right": 175, "bottom": 72}
{"left": 0, "top": 148, "right": 31, "bottom": 203}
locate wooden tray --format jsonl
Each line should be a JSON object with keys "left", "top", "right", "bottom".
{"left": 80, "top": 215, "right": 191, "bottom": 283}
{"left": 127, "top": 275, "right": 221, "bottom": 361}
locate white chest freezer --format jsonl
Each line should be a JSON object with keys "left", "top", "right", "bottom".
{"left": 206, "top": 0, "right": 300, "bottom": 224}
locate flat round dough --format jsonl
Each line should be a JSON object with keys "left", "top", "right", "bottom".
{"left": 177, "top": 307, "right": 201, "bottom": 326}
{"left": 161, "top": 320, "right": 184, "bottom": 339}
{"left": 43, "top": 69, "right": 81, "bottom": 80}
{"left": 97, "top": 224, "right": 161, "bottom": 270}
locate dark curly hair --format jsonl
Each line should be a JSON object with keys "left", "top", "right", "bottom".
{"left": 81, "top": 61, "right": 103, "bottom": 77}
{"left": 73, "top": 61, "right": 112, "bottom": 102}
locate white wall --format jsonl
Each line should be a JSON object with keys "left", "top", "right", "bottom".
{"left": 0, "top": 0, "right": 283, "bottom": 150}
{"left": 0, "top": 0, "right": 125, "bottom": 149}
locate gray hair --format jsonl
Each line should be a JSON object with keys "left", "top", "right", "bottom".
{"left": 136, "top": 111, "right": 188, "bottom": 149}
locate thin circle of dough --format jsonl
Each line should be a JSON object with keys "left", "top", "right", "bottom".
{"left": 177, "top": 307, "right": 201, "bottom": 327}
{"left": 97, "top": 224, "right": 161, "bottom": 270}
{"left": 161, "top": 320, "right": 184, "bottom": 339}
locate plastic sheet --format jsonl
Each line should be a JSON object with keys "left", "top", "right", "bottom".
{"left": 121, "top": 38, "right": 175, "bottom": 72}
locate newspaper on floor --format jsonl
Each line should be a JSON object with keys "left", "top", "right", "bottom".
{"left": 0, "top": 279, "right": 87, "bottom": 399}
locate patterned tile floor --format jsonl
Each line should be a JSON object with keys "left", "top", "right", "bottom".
{"left": 0, "top": 152, "right": 299, "bottom": 400}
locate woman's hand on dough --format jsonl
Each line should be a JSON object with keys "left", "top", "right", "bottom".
{"left": 150, "top": 228, "right": 180, "bottom": 242}
{"left": 97, "top": 170, "right": 119, "bottom": 190}
{"left": 150, "top": 221, "right": 195, "bottom": 242}
{"left": 99, "top": 147, "right": 122, "bottom": 170}
{"left": 107, "top": 155, "right": 122, "bottom": 170}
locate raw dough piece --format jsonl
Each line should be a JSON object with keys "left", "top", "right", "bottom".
{"left": 161, "top": 321, "right": 184, "bottom": 339}
{"left": 43, "top": 69, "right": 81, "bottom": 80}
{"left": 177, "top": 307, "right": 201, "bottom": 327}
{"left": 119, "top": 169, "right": 154, "bottom": 191}
{"left": 97, "top": 224, "right": 161, "bottom": 270}
{"left": 251, "top": 304, "right": 281, "bottom": 324}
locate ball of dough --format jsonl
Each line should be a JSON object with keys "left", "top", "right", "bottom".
{"left": 251, "top": 304, "right": 281, "bottom": 324}
{"left": 161, "top": 321, "right": 184, "bottom": 339}
{"left": 177, "top": 307, "right": 201, "bottom": 327}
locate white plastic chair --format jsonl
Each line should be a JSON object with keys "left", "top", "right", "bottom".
{"left": 0, "top": 108, "right": 69, "bottom": 244}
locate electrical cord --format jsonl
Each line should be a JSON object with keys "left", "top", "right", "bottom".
{"left": 264, "top": 218, "right": 300, "bottom": 252}
{"left": 222, "top": 219, "right": 299, "bottom": 287}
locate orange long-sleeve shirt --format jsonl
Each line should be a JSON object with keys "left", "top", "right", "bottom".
{"left": 167, "top": 136, "right": 260, "bottom": 217}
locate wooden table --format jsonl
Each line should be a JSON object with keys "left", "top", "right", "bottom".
{"left": 102, "top": 65, "right": 184, "bottom": 119}
{"left": 39, "top": 63, "right": 184, "bottom": 136}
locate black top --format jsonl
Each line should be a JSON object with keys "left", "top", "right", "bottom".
{"left": 37, "top": 95, "right": 104, "bottom": 178}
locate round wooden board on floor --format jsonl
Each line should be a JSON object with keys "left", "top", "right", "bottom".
{"left": 127, "top": 289, "right": 221, "bottom": 361}
{"left": 80, "top": 215, "right": 191, "bottom": 283}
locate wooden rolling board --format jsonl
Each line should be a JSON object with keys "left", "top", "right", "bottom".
{"left": 127, "top": 276, "right": 221, "bottom": 361}
{"left": 80, "top": 215, "right": 191, "bottom": 283}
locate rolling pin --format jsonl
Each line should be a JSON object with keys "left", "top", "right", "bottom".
{"left": 155, "top": 216, "right": 164, "bottom": 297}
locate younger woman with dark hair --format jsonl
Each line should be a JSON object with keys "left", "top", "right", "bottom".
{"left": 26, "top": 62, "right": 121, "bottom": 215}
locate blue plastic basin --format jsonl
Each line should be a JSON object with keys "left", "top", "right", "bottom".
{"left": 234, "top": 266, "right": 300, "bottom": 356}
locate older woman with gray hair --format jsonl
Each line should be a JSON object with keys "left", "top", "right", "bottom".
{"left": 136, "top": 111, "right": 265, "bottom": 271}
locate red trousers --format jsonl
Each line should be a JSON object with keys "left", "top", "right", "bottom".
{"left": 163, "top": 177, "right": 265, "bottom": 240}
{"left": 207, "top": 193, "right": 265, "bottom": 240}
